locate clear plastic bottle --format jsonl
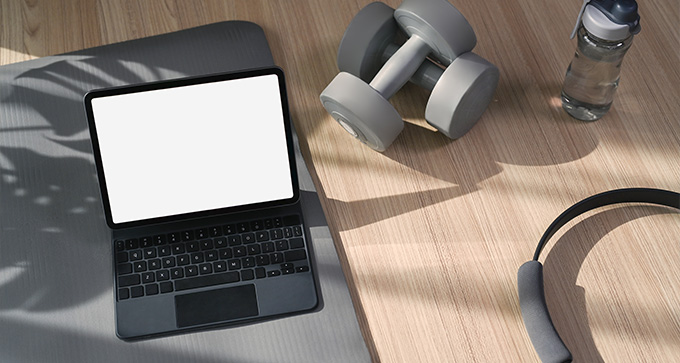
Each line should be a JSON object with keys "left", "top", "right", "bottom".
{"left": 561, "top": 0, "right": 640, "bottom": 121}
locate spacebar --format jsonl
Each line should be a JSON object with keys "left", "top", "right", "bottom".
{"left": 175, "top": 272, "right": 240, "bottom": 291}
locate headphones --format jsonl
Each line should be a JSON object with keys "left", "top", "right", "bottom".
{"left": 518, "top": 188, "right": 680, "bottom": 363}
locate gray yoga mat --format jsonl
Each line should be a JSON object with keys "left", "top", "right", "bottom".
{"left": 0, "top": 21, "right": 370, "bottom": 363}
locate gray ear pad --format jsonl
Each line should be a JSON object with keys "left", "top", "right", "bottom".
{"left": 518, "top": 261, "right": 573, "bottom": 363}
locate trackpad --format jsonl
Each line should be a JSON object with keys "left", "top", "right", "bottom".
{"left": 175, "top": 284, "right": 259, "bottom": 327}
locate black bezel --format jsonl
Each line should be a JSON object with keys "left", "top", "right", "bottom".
{"left": 84, "top": 67, "right": 300, "bottom": 229}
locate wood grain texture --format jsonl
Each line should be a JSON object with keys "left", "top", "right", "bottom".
{"left": 2, "top": 0, "right": 679, "bottom": 362}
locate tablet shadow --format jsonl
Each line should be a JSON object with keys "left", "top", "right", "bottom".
{"left": 541, "top": 206, "right": 678, "bottom": 363}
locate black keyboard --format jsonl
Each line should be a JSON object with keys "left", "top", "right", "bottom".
{"left": 114, "top": 215, "right": 310, "bottom": 300}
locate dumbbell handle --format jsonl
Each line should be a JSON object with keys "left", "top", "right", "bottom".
{"left": 369, "top": 35, "right": 432, "bottom": 99}
{"left": 383, "top": 43, "right": 444, "bottom": 92}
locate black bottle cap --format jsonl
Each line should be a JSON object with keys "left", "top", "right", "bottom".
{"left": 591, "top": 0, "right": 640, "bottom": 33}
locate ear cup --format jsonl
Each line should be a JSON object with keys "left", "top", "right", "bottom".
{"left": 320, "top": 72, "right": 404, "bottom": 151}
{"left": 518, "top": 261, "right": 573, "bottom": 363}
{"left": 425, "top": 52, "right": 499, "bottom": 139}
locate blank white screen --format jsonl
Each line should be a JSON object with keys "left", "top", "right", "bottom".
{"left": 91, "top": 74, "right": 294, "bottom": 224}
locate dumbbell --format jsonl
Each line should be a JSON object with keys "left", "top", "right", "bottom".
{"left": 320, "top": 0, "right": 499, "bottom": 152}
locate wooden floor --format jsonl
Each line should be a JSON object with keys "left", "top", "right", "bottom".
{"left": 2, "top": 0, "right": 679, "bottom": 361}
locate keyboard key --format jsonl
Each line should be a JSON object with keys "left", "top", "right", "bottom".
{"left": 281, "top": 263, "right": 294, "bottom": 270}
{"left": 125, "top": 238, "right": 138, "bottom": 250}
{"left": 296, "top": 265, "right": 310, "bottom": 273}
{"left": 130, "top": 286, "right": 144, "bottom": 298}
{"left": 262, "top": 242, "right": 275, "bottom": 253}
{"left": 200, "top": 239, "right": 214, "bottom": 250}
{"left": 172, "top": 244, "right": 185, "bottom": 255}
{"left": 275, "top": 240, "right": 289, "bottom": 251}
{"left": 171, "top": 268, "right": 184, "bottom": 279}
{"left": 255, "top": 267, "right": 266, "bottom": 279}
{"left": 233, "top": 246, "right": 247, "bottom": 257}
{"left": 141, "top": 272, "right": 155, "bottom": 284}
{"left": 145, "top": 284, "right": 159, "bottom": 295}
{"left": 241, "top": 269, "right": 254, "bottom": 280}
{"left": 191, "top": 252, "right": 204, "bottom": 264}
{"left": 242, "top": 257, "right": 256, "bottom": 268}
{"left": 284, "top": 250, "right": 307, "bottom": 262}
{"left": 129, "top": 250, "right": 142, "bottom": 261}
{"left": 134, "top": 261, "right": 147, "bottom": 272}
{"left": 283, "top": 227, "right": 293, "bottom": 238}
{"left": 271, "top": 229, "right": 283, "bottom": 240}
{"left": 256, "top": 231, "right": 269, "bottom": 242}
{"left": 195, "top": 228, "right": 208, "bottom": 239}
{"left": 293, "top": 226, "right": 303, "bottom": 237}
{"left": 186, "top": 241, "right": 199, "bottom": 252}
{"left": 283, "top": 215, "right": 300, "bottom": 226}
{"left": 144, "top": 248, "right": 156, "bottom": 259}
{"left": 242, "top": 233, "right": 255, "bottom": 244}
{"left": 182, "top": 230, "right": 194, "bottom": 241}
{"left": 289, "top": 238, "right": 304, "bottom": 249}
{"left": 247, "top": 244, "right": 261, "bottom": 255}
{"left": 162, "top": 257, "right": 176, "bottom": 268}
{"left": 256, "top": 255, "right": 270, "bottom": 266}
{"left": 148, "top": 259, "right": 161, "bottom": 270}
{"left": 174, "top": 271, "right": 240, "bottom": 291}
{"left": 219, "top": 248, "right": 233, "bottom": 260}
{"left": 273, "top": 217, "right": 283, "bottom": 228}
{"left": 267, "top": 270, "right": 281, "bottom": 277}
{"left": 177, "top": 255, "right": 190, "bottom": 266}
{"left": 185, "top": 266, "right": 198, "bottom": 277}
{"left": 158, "top": 246, "right": 171, "bottom": 257}
{"left": 118, "top": 288, "right": 129, "bottom": 300}
{"left": 213, "top": 261, "right": 227, "bottom": 272}
{"left": 282, "top": 268, "right": 295, "bottom": 275}
{"left": 115, "top": 240, "right": 125, "bottom": 252}
{"left": 227, "top": 259, "right": 241, "bottom": 270}
{"left": 153, "top": 235, "right": 166, "bottom": 246}
{"left": 264, "top": 219, "right": 273, "bottom": 229}
{"left": 227, "top": 235, "right": 242, "bottom": 246}
{"left": 270, "top": 253, "right": 284, "bottom": 264}
{"left": 214, "top": 237, "right": 227, "bottom": 248}
{"left": 116, "top": 252, "right": 128, "bottom": 263}
{"left": 156, "top": 270, "right": 170, "bottom": 281}
{"left": 160, "top": 281, "right": 173, "bottom": 293}
{"left": 140, "top": 237, "right": 153, "bottom": 248}
{"left": 223, "top": 224, "right": 236, "bottom": 235}
{"left": 117, "top": 263, "right": 133, "bottom": 275}
{"left": 209, "top": 226, "right": 222, "bottom": 237}
{"left": 168, "top": 232, "right": 181, "bottom": 243}
{"left": 237, "top": 222, "right": 249, "bottom": 233}
{"left": 119, "top": 274, "right": 141, "bottom": 287}
{"left": 205, "top": 250, "right": 218, "bottom": 261}
{"left": 199, "top": 263, "right": 213, "bottom": 275}
{"left": 250, "top": 220, "right": 263, "bottom": 231}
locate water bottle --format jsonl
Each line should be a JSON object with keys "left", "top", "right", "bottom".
{"left": 561, "top": 0, "right": 640, "bottom": 121}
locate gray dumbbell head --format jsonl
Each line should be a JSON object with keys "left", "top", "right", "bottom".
{"left": 320, "top": 72, "right": 404, "bottom": 152}
{"left": 425, "top": 52, "right": 499, "bottom": 139}
{"left": 337, "top": 2, "right": 398, "bottom": 82}
{"left": 394, "top": 0, "right": 477, "bottom": 66}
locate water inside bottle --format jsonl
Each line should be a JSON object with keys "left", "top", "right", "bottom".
{"left": 561, "top": 27, "right": 632, "bottom": 121}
